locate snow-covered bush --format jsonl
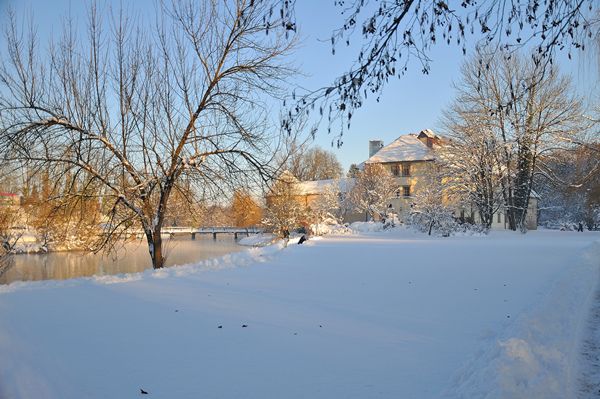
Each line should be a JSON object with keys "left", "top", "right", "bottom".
{"left": 310, "top": 219, "right": 352, "bottom": 235}
{"left": 381, "top": 211, "right": 399, "bottom": 229}
{"left": 349, "top": 221, "right": 386, "bottom": 233}
{"left": 406, "top": 207, "right": 458, "bottom": 236}
{"left": 455, "top": 221, "right": 489, "bottom": 235}
{"left": 405, "top": 168, "right": 459, "bottom": 236}
{"left": 307, "top": 182, "right": 343, "bottom": 235}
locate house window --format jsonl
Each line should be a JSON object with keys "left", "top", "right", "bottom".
{"left": 403, "top": 186, "right": 410, "bottom": 197}
{"left": 395, "top": 190, "right": 401, "bottom": 198}
{"left": 497, "top": 212, "right": 501, "bottom": 223}
{"left": 391, "top": 164, "right": 400, "bottom": 176}
{"left": 402, "top": 163, "right": 411, "bottom": 176}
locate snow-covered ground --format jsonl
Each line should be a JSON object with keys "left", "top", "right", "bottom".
{"left": 237, "top": 233, "right": 278, "bottom": 247}
{"left": 0, "top": 229, "right": 598, "bottom": 398}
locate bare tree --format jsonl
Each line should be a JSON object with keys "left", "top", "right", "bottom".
{"left": 0, "top": 0, "right": 297, "bottom": 268}
{"left": 281, "top": 144, "right": 343, "bottom": 181}
{"left": 231, "top": 190, "right": 262, "bottom": 228}
{"left": 0, "top": 205, "right": 21, "bottom": 255}
{"left": 442, "top": 83, "right": 504, "bottom": 229}
{"left": 444, "top": 49, "right": 585, "bottom": 231}
{"left": 536, "top": 142, "right": 600, "bottom": 229}
{"left": 263, "top": 172, "right": 307, "bottom": 236}
{"left": 347, "top": 163, "right": 398, "bottom": 221}
{"left": 281, "top": 0, "right": 599, "bottom": 143}
{"left": 347, "top": 163, "right": 360, "bottom": 178}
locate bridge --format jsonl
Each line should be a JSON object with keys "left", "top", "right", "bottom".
{"left": 158, "top": 226, "right": 263, "bottom": 240}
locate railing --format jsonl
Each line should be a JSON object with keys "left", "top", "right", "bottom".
{"left": 161, "top": 226, "right": 263, "bottom": 234}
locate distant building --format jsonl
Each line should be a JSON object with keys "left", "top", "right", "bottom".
{"left": 363, "top": 129, "right": 440, "bottom": 222}
{"left": 266, "top": 170, "right": 353, "bottom": 208}
{"left": 290, "top": 129, "right": 539, "bottom": 229}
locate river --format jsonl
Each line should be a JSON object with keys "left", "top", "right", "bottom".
{"left": 0, "top": 236, "right": 244, "bottom": 285}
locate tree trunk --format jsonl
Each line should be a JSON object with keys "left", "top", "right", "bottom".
{"left": 145, "top": 228, "right": 165, "bottom": 269}
{"left": 505, "top": 188, "right": 517, "bottom": 231}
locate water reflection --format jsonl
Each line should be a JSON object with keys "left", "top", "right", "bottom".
{"left": 0, "top": 236, "right": 243, "bottom": 285}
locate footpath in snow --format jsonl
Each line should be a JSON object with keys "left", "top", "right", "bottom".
{"left": 0, "top": 229, "right": 598, "bottom": 398}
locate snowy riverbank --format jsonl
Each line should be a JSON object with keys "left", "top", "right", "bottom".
{"left": 0, "top": 229, "right": 599, "bottom": 398}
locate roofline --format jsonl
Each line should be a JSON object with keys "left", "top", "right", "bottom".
{"left": 364, "top": 158, "right": 435, "bottom": 164}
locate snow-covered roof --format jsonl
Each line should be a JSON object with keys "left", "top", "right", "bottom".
{"left": 296, "top": 178, "right": 355, "bottom": 195}
{"left": 365, "top": 134, "right": 435, "bottom": 163}
{"left": 418, "top": 129, "right": 436, "bottom": 138}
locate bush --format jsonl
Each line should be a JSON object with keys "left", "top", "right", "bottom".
{"left": 406, "top": 208, "right": 458, "bottom": 236}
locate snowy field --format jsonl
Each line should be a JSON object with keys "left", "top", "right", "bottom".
{"left": 0, "top": 229, "right": 599, "bottom": 398}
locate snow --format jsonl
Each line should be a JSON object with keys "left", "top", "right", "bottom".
{"left": 365, "top": 134, "right": 435, "bottom": 163}
{"left": 238, "top": 233, "right": 278, "bottom": 247}
{"left": 310, "top": 222, "right": 352, "bottom": 236}
{"left": 11, "top": 233, "right": 45, "bottom": 254}
{"left": 350, "top": 220, "right": 386, "bottom": 232}
{"left": 0, "top": 230, "right": 599, "bottom": 398}
{"left": 295, "top": 178, "right": 355, "bottom": 195}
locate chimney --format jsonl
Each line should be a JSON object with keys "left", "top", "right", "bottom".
{"left": 369, "top": 140, "right": 384, "bottom": 157}
{"left": 417, "top": 129, "right": 436, "bottom": 148}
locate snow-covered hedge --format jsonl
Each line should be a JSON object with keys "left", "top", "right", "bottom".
{"left": 310, "top": 216, "right": 352, "bottom": 236}
{"left": 405, "top": 208, "right": 458, "bottom": 236}
{"left": 406, "top": 211, "right": 488, "bottom": 237}
{"left": 349, "top": 221, "right": 386, "bottom": 233}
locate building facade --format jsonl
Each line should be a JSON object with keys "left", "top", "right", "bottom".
{"left": 363, "top": 130, "right": 439, "bottom": 222}
{"left": 289, "top": 129, "right": 539, "bottom": 229}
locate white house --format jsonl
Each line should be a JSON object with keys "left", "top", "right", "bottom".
{"left": 364, "top": 129, "right": 539, "bottom": 229}
{"left": 296, "top": 129, "right": 539, "bottom": 229}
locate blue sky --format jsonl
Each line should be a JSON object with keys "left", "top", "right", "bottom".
{"left": 292, "top": 1, "right": 598, "bottom": 170}
{"left": 1, "top": 0, "right": 597, "bottom": 171}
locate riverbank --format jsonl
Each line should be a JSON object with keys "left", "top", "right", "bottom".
{"left": 0, "top": 229, "right": 598, "bottom": 398}
{"left": 0, "top": 237, "right": 244, "bottom": 285}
